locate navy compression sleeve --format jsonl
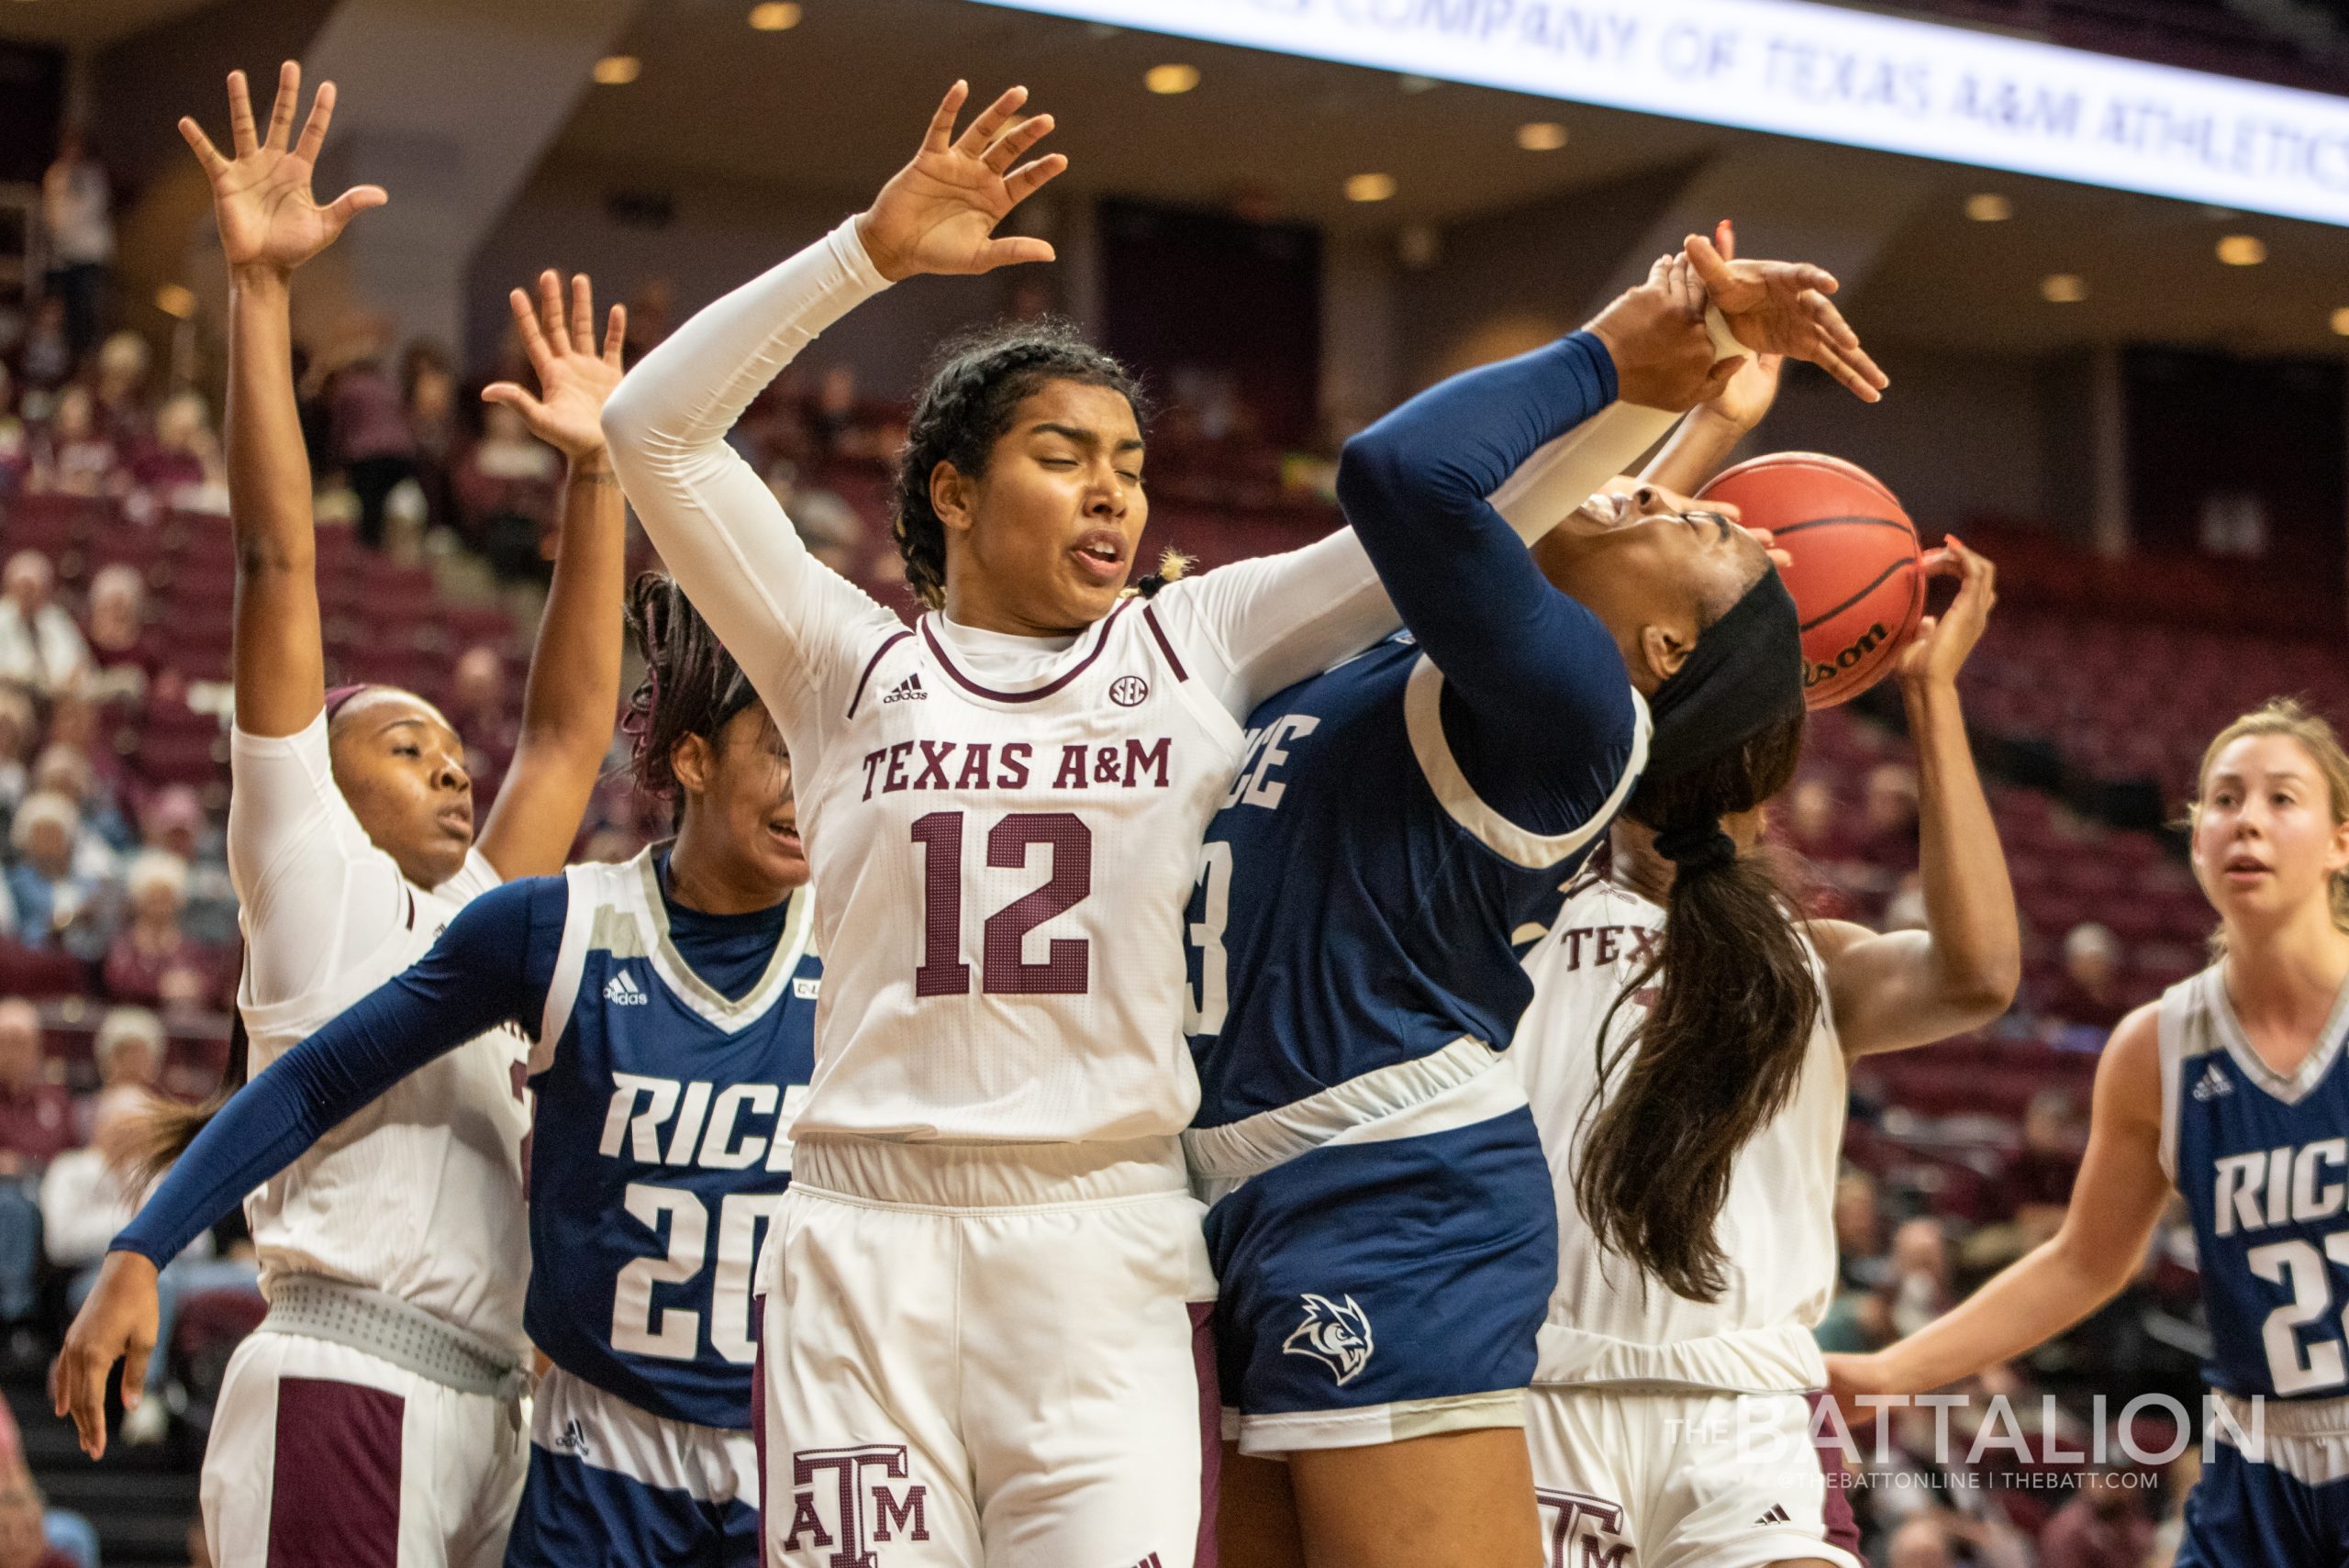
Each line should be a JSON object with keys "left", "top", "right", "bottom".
{"left": 111, "top": 878, "right": 562, "bottom": 1267}
{"left": 1334, "top": 331, "right": 1638, "bottom": 835}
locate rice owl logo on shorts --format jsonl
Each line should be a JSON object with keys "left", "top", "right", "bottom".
{"left": 1109, "top": 674, "right": 1150, "bottom": 707}
{"left": 784, "top": 1445, "right": 930, "bottom": 1566}
{"left": 1282, "top": 1293, "right": 1375, "bottom": 1385}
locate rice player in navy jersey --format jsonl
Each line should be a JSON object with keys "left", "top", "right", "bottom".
{"left": 61, "top": 575, "right": 818, "bottom": 1568}
{"left": 1832, "top": 697, "right": 2349, "bottom": 1566}
{"left": 1187, "top": 238, "right": 1886, "bottom": 1568}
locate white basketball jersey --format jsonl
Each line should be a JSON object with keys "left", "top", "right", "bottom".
{"left": 237, "top": 849, "right": 533, "bottom": 1357}
{"left": 793, "top": 599, "right": 1246, "bottom": 1143}
{"left": 1516, "top": 875, "right": 1844, "bottom": 1391}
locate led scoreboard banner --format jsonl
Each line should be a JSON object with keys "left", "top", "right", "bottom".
{"left": 972, "top": 0, "right": 2349, "bottom": 228}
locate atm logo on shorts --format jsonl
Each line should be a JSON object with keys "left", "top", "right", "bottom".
{"left": 784, "top": 1445, "right": 930, "bottom": 1566}
{"left": 1282, "top": 1293, "right": 1375, "bottom": 1385}
{"left": 1535, "top": 1489, "right": 1631, "bottom": 1568}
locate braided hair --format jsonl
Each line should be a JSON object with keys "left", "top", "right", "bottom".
{"left": 623, "top": 573, "right": 759, "bottom": 825}
{"left": 891, "top": 318, "right": 1148, "bottom": 610}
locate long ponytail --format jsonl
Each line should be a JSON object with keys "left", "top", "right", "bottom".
{"left": 1575, "top": 711, "right": 1811, "bottom": 1304}
{"left": 123, "top": 1006, "right": 249, "bottom": 1194}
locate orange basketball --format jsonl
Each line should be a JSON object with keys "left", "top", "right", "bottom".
{"left": 1698, "top": 452, "right": 1924, "bottom": 709}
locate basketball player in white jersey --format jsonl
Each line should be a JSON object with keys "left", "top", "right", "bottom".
{"left": 1515, "top": 532, "right": 2014, "bottom": 1568}
{"left": 599, "top": 80, "right": 1682, "bottom": 1567}
{"left": 63, "top": 64, "right": 624, "bottom": 1567}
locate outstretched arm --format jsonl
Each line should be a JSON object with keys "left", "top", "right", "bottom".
{"left": 182, "top": 62, "right": 385, "bottom": 739}
{"left": 1827, "top": 1007, "right": 2171, "bottom": 1397}
{"left": 1812, "top": 539, "right": 2020, "bottom": 1056}
{"left": 51, "top": 881, "right": 558, "bottom": 1456}
{"left": 474, "top": 274, "right": 629, "bottom": 879}
{"left": 602, "top": 81, "right": 1063, "bottom": 759}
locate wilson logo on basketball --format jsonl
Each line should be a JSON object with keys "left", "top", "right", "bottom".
{"left": 1804, "top": 622, "right": 1888, "bottom": 690}
{"left": 1109, "top": 675, "right": 1150, "bottom": 707}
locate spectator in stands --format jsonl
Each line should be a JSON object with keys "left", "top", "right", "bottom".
{"left": 448, "top": 645, "right": 518, "bottom": 802}
{"left": 44, "top": 694, "right": 138, "bottom": 836}
{"left": 453, "top": 399, "right": 560, "bottom": 582}
{"left": 320, "top": 315, "right": 417, "bottom": 550}
{"left": 0, "top": 1001, "right": 69, "bottom": 1175}
{"left": 105, "top": 853, "right": 217, "bottom": 1010}
{"left": 30, "top": 743, "right": 129, "bottom": 859}
{"left": 92, "top": 331, "right": 151, "bottom": 450}
{"left": 1965, "top": 1088, "right": 2085, "bottom": 1273}
{"left": 809, "top": 362, "right": 861, "bottom": 456}
{"left": 137, "top": 786, "right": 235, "bottom": 948}
{"left": 83, "top": 1006, "right": 163, "bottom": 1129}
{"left": 16, "top": 300, "right": 72, "bottom": 400}
{"left": 402, "top": 340, "right": 459, "bottom": 528}
{"left": 0, "top": 689, "right": 33, "bottom": 820}
{"left": 2043, "top": 920, "right": 2130, "bottom": 1042}
{"left": 766, "top": 458, "right": 864, "bottom": 573}
{"left": 39, "top": 129, "right": 113, "bottom": 362}
{"left": 83, "top": 562, "right": 160, "bottom": 707}
{"left": 2039, "top": 1465, "right": 2154, "bottom": 1568}
{"left": 0, "top": 552, "right": 91, "bottom": 696}
{"left": 45, "top": 1085, "right": 261, "bottom": 1444}
{"left": 0, "top": 366, "right": 25, "bottom": 493}
{"left": 135, "top": 391, "right": 228, "bottom": 513}
{"left": 7, "top": 792, "right": 113, "bottom": 959}
{"left": 1885, "top": 1216, "right": 1954, "bottom": 1339}
{"left": 0, "top": 1471, "right": 77, "bottom": 1568}
{"left": 1859, "top": 760, "right": 1923, "bottom": 870}
{"left": 1883, "top": 1509, "right": 2028, "bottom": 1568}
{"left": 26, "top": 389, "right": 116, "bottom": 500}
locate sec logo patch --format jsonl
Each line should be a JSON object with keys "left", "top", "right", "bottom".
{"left": 1109, "top": 675, "right": 1150, "bottom": 707}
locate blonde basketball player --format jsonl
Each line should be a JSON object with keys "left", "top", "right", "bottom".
{"left": 1831, "top": 699, "right": 2349, "bottom": 1566}
{"left": 55, "top": 63, "right": 625, "bottom": 1568}
{"left": 1515, "top": 533, "right": 2015, "bottom": 1568}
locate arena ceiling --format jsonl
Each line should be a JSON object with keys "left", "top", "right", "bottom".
{"left": 551, "top": 0, "right": 2349, "bottom": 360}
{"left": 9, "top": 0, "right": 2349, "bottom": 360}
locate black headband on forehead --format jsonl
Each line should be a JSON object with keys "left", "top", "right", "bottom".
{"left": 1641, "top": 570, "right": 1805, "bottom": 785}
{"left": 715, "top": 662, "right": 759, "bottom": 731}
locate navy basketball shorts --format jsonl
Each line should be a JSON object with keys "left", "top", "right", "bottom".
{"left": 1203, "top": 1105, "right": 1558, "bottom": 1456}
{"left": 2174, "top": 1394, "right": 2349, "bottom": 1568}
{"left": 505, "top": 1365, "right": 759, "bottom": 1568}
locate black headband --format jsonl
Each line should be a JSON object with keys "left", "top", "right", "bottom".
{"left": 1641, "top": 569, "right": 1805, "bottom": 852}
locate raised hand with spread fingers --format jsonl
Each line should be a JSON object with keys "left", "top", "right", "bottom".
{"left": 854, "top": 81, "right": 1068, "bottom": 283}
{"left": 178, "top": 60, "right": 384, "bottom": 275}
{"left": 482, "top": 271, "right": 628, "bottom": 461}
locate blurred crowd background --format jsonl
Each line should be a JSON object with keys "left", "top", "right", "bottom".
{"left": 6, "top": 0, "right": 2349, "bottom": 1562}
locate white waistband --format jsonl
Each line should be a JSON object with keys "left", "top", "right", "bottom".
{"left": 1182, "top": 1038, "right": 1524, "bottom": 1184}
{"left": 790, "top": 1133, "right": 1187, "bottom": 1212}
{"left": 1533, "top": 1320, "right": 1827, "bottom": 1394}
{"left": 532, "top": 1364, "right": 758, "bottom": 1504}
{"left": 262, "top": 1274, "right": 527, "bottom": 1401}
{"left": 2212, "top": 1391, "right": 2349, "bottom": 1485}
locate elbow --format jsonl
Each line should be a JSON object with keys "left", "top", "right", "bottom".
{"left": 598, "top": 376, "right": 655, "bottom": 463}
{"left": 1943, "top": 957, "right": 2021, "bottom": 1033}
{"left": 1334, "top": 428, "right": 1437, "bottom": 532}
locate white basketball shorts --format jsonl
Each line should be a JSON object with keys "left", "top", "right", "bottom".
{"left": 758, "top": 1135, "right": 1219, "bottom": 1568}
{"left": 200, "top": 1329, "right": 528, "bottom": 1568}
{"left": 1523, "top": 1385, "right": 1862, "bottom": 1568}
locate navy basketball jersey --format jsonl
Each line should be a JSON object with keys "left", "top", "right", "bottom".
{"left": 2161, "top": 963, "right": 2349, "bottom": 1401}
{"left": 1185, "top": 633, "right": 1646, "bottom": 1128}
{"left": 524, "top": 850, "right": 819, "bottom": 1430}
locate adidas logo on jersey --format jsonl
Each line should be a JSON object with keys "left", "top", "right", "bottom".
{"left": 882, "top": 673, "right": 928, "bottom": 704}
{"left": 604, "top": 971, "right": 651, "bottom": 1006}
{"left": 2193, "top": 1062, "right": 2233, "bottom": 1101}
{"left": 556, "top": 1418, "right": 589, "bottom": 1457}
{"left": 1754, "top": 1503, "right": 1793, "bottom": 1526}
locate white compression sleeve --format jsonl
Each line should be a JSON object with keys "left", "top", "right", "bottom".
{"left": 601, "top": 220, "right": 903, "bottom": 760}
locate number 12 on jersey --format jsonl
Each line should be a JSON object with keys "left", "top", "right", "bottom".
{"left": 911, "top": 811, "right": 1095, "bottom": 996}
